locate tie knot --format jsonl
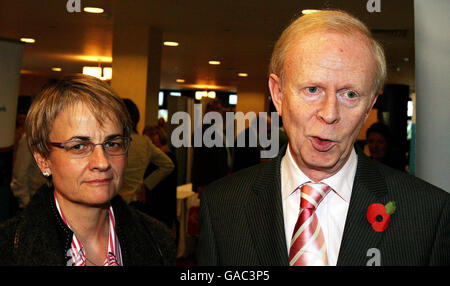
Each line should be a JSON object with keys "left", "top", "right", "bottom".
{"left": 300, "top": 182, "right": 331, "bottom": 210}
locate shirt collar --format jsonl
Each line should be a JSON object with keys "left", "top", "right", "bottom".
{"left": 54, "top": 194, "right": 122, "bottom": 266}
{"left": 281, "top": 144, "right": 357, "bottom": 202}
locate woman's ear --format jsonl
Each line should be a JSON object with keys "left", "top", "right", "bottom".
{"left": 268, "top": 73, "right": 283, "bottom": 117}
{"left": 33, "top": 152, "right": 51, "bottom": 177}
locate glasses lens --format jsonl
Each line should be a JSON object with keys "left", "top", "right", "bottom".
{"left": 104, "top": 137, "right": 129, "bottom": 155}
{"left": 65, "top": 141, "right": 92, "bottom": 156}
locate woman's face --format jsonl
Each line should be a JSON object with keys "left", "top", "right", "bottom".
{"left": 34, "top": 103, "right": 126, "bottom": 206}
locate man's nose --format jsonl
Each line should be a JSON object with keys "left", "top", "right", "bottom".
{"left": 88, "top": 145, "right": 111, "bottom": 171}
{"left": 317, "top": 93, "right": 340, "bottom": 124}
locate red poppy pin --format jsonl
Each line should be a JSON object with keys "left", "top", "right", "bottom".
{"left": 367, "top": 201, "right": 396, "bottom": 232}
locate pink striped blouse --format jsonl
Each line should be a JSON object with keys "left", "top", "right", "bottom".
{"left": 54, "top": 193, "right": 123, "bottom": 266}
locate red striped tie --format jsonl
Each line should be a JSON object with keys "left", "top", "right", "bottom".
{"left": 289, "top": 182, "right": 331, "bottom": 266}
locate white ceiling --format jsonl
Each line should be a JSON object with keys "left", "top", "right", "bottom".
{"left": 0, "top": 0, "right": 415, "bottom": 93}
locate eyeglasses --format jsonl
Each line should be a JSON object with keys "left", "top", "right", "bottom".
{"left": 49, "top": 136, "right": 131, "bottom": 158}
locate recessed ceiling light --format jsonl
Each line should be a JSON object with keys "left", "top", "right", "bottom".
{"left": 207, "top": 91, "right": 216, "bottom": 99}
{"left": 238, "top": 73, "right": 248, "bottom": 77}
{"left": 176, "top": 79, "right": 185, "bottom": 83}
{"left": 209, "top": 60, "right": 221, "bottom": 65}
{"left": 163, "top": 41, "right": 179, "bottom": 47}
{"left": 195, "top": 91, "right": 208, "bottom": 100}
{"left": 51, "top": 67, "right": 62, "bottom": 72}
{"left": 20, "top": 38, "right": 35, "bottom": 43}
{"left": 302, "top": 9, "right": 319, "bottom": 15}
{"left": 83, "top": 7, "right": 104, "bottom": 14}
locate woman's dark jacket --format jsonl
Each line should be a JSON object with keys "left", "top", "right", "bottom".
{"left": 0, "top": 185, "right": 176, "bottom": 266}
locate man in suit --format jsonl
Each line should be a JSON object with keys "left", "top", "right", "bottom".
{"left": 197, "top": 10, "right": 449, "bottom": 266}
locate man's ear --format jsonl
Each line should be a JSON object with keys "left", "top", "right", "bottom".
{"left": 268, "top": 74, "right": 283, "bottom": 117}
{"left": 364, "top": 90, "right": 381, "bottom": 121}
{"left": 33, "top": 152, "right": 51, "bottom": 176}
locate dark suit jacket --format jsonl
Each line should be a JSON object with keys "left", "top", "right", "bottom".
{"left": 197, "top": 145, "right": 450, "bottom": 266}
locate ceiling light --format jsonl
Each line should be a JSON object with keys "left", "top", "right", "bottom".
{"left": 51, "top": 67, "right": 62, "bottom": 72}
{"left": 208, "top": 60, "right": 221, "bottom": 65}
{"left": 302, "top": 9, "right": 319, "bottom": 15}
{"left": 176, "top": 79, "right": 185, "bottom": 83}
{"left": 207, "top": 91, "right": 216, "bottom": 99}
{"left": 163, "top": 41, "right": 179, "bottom": 47}
{"left": 195, "top": 91, "right": 207, "bottom": 100}
{"left": 74, "top": 55, "right": 112, "bottom": 63}
{"left": 20, "top": 38, "right": 35, "bottom": 44}
{"left": 83, "top": 7, "right": 104, "bottom": 14}
{"left": 237, "top": 73, "right": 248, "bottom": 77}
{"left": 101, "top": 67, "right": 112, "bottom": 80}
{"left": 83, "top": 66, "right": 102, "bottom": 78}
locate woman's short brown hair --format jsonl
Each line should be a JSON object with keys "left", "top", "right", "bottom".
{"left": 269, "top": 9, "right": 387, "bottom": 97}
{"left": 25, "top": 74, "right": 132, "bottom": 158}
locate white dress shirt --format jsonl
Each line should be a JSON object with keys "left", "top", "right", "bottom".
{"left": 281, "top": 144, "right": 357, "bottom": 265}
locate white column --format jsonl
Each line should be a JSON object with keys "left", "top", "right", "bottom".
{"left": 0, "top": 38, "right": 24, "bottom": 222}
{"left": 414, "top": 0, "right": 450, "bottom": 191}
{"left": 0, "top": 39, "right": 24, "bottom": 149}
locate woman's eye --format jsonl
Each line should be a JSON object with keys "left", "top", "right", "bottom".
{"left": 105, "top": 140, "right": 124, "bottom": 150}
{"left": 70, "top": 143, "right": 87, "bottom": 150}
{"left": 105, "top": 141, "right": 118, "bottom": 148}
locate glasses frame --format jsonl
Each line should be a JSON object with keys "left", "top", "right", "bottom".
{"left": 49, "top": 136, "right": 131, "bottom": 157}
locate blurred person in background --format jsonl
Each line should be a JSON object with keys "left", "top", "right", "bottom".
{"left": 366, "top": 122, "right": 405, "bottom": 171}
{"left": 143, "top": 125, "right": 177, "bottom": 230}
{"left": 121, "top": 99, "right": 174, "bottom": 206}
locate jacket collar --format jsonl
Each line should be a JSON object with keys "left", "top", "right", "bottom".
{"left": 13, "top": 184, "right": 72, "bottom": 265}
{"left": 245, "top": 144, "right": 289, "bottom": 265}
{"left": 337, "top": 148, "right": 389, "bottom": 265}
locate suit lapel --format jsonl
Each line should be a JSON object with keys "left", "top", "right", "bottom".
{"left": 245, "top": 146, "right": 289, "bottom": 266}
{"left": 337, "top": 151, "right": 389, "bottom": 266}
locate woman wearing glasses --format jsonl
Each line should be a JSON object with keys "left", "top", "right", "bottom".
{"left": 0, "top": 75, "right": 175, "bottom": 266}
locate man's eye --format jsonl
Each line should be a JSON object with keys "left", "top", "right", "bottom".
{"left": 306, "top": 87, "right": 320, "bottom": 94}
{"left": 343, "top": 90, "right": 358, "bottom": 99}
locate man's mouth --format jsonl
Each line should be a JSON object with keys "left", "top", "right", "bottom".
{"left": 310, "top": 136, "right": 335, "bottom": 152}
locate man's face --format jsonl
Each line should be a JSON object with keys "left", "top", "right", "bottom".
{"left": 269, "top": 31, "right": 378, "bottom": 181}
